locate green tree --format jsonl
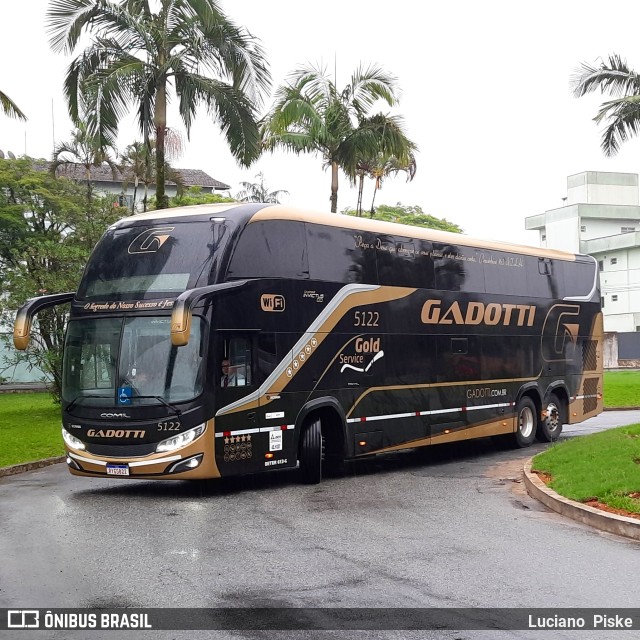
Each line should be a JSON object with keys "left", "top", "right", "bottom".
{"left": 236, "top": 172, "right": 289, "bottom": 203}
{"left": 46, "top": 0, "right": 271, "bottom": 210}
{"left": 50, "top": 123, "right": 118, "bottom": 205}
{"left": 0, "top": 89, "right": 26, "bottom": 120}
{"left": 0, "top": 157, "right": 122, "bottom": 400}
{"left": 343, "top": 203, "right": 463, "bottom": 233}
{"left": 572, "top": 54, "right": 640, "bottom": 156}
{"left": 119, "top": 138, "right": 185, "bottom": 212}
{"left": 118, "top": 141, "right": 148, "bottom": 213}
{"left": 264, "top": 63, "right": 415, "bottom": 213}
{"left": 358, "top": 151, "right": 417, "bottom": 216}
{"left": 161, "top": 186, "right": 236, "bottom": 208}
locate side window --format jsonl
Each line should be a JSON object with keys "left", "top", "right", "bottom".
{"left": 306, "top": 224, "right": 378, "bottom": 283}
{"left": 227, "top": 221, "right": 308, "bottom": 279}
{"left": 219, "top": 336, "right": 253, "bottom": 387}
{"left": 433, "top": 243, "right": 485, "bottom": 293}
{"left": 527, "top": 257, "right": 565, "bottom": 299}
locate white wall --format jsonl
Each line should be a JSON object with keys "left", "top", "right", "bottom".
{"left": 545, "top": 217, "right": 580, "bottom": 252}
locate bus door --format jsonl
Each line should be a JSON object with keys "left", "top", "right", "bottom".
{"left": 215, "top": 334, "right": 259, "bottom": 471}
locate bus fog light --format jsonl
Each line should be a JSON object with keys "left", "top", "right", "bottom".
{"left": 167, "top": 454, "right": 204, "bottom": 474}
{"left": 156, "top": 423, "right": 206, "bottom": 453}
{"left": 62, "top": 427, "right": 85, "bottom": 451}
{"left": 66, "top": 456, "right": 82, "bottom": 470}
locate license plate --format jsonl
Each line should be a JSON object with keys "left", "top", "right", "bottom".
{"left": 106, "top": 464, "right": 130, "bottom": 476}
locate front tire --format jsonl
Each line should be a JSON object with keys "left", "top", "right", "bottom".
{"left": 513, "top": 396, "right": 537, "bottom": 448}
{"left": 537, "top": 393, "right": 564, "bottom": 442}
{"left": 299, "top": 419, "right": 323, "bottom": 484}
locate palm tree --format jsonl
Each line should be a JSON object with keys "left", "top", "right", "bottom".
{"left": 263, "top": 63, "right": 416, "bottom": 213}
{"left": 367, "top": 151, "right": 417, "bottom": 217}
{"left": 0, "top": 89, "right": 26, "bottom": 120}
{"left": 119, "top": 138, "right": 186, "bottom": 212}
{"left": 46, "top": 0, "right": 271, "bottom": 210}
{"left": 50, "top": 123, "right": 118, "bottom": 204}
{"left": 236, "top": 172, "right": 289, "bottom": 203}
{"left": 572, "top": 54, "right": 640, "bottom": 156}
{"left": 119, "top": 142, "right": 148, "bottom": 213}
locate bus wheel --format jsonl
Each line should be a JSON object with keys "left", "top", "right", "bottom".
{"left": 513, "top": 397, "right": 537, "bottom": 448}
{"left": 299, "top": 419, "right": 323, "bottom": 484}
{"left": 537, "top": 393, "right": 564, "bottom": 442}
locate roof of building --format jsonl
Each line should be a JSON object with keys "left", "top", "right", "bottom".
{"left": 31, "top": 160, "right": 230, "bottom": 190}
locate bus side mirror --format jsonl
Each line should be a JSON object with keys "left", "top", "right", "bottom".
{"left": 13, "top": 292, "right": 75, "bottom": 350}
{"left": 171, "top": 299, "right": 192, "bottom": 347}
{"left": 170, "top": 280, "right": 249, "bottom": 347}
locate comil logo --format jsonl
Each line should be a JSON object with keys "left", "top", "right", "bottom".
{"left": 128, "top": 227, "right": 175, "bottom": 254}
{"left": 261, "top": 294, "right": 285, "bottom": 312}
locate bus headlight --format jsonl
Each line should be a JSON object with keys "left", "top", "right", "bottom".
{"left": 156, "top": 423, "right": 206, "bottom": 453}
{"left": 62, "top": 427, "right": 85, "bottom": 451}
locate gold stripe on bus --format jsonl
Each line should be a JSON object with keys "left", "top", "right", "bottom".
{"left": 367, "top": 416, "right": 515, "bottom": 455}
{"left": 346, "top": 375, "right": 541, "bottom": 419}
{"left": 216, "top": 285, "right": 416, "bottom": 417}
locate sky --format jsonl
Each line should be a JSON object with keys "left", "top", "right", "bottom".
{"left": 3, "top": 0, "right": 640, "bottom": 247}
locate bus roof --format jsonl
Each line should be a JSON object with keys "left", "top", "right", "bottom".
{"left": 114, "top": 202, "right": 581, "bottom": 262}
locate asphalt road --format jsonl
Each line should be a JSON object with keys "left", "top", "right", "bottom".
{"left": 2, "top": 411, "right": 640, "bottom": 640}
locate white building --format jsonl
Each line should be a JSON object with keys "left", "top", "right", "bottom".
{"left": 525, "top": 171, "right": 640, "bottom": 333}
{"left": 33, "top": 161, "right": 231, "bottom": 212}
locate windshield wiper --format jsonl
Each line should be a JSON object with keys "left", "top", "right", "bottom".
{"left": 65, "top": 394, "right": 112, "bottom": 414}
{"left": 129, "top": 395, "right": 182, "bottom": 417}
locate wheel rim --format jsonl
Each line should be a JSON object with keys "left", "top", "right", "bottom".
{"left": 519, "top": 406, "right": 534, "bottom": 438}
{"left": 546, "top": 403, "right": 559, "bottom": 431}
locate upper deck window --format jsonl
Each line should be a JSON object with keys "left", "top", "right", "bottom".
{"left": 78, "top": 220, "right": 231, "bottom": 300}
{"left": 227, "top": 221, "right": 308, "bottom": 279}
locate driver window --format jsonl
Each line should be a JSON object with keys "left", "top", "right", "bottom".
{"left": 220, "top": 337, "right": 252, "bottom": 387}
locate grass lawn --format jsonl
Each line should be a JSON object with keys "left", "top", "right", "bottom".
{"left": 0, "top": 392, "right": 63, "bottom": 467}
{"left": 532, "top": 423, "right": 640, "bottom": 515}
{"left": 604, "top": 370, "right": 640, "bottom": 408}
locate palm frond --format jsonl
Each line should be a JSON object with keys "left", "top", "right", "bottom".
{"left": 594, "top": 95, "right": 640, "bottom": 156}
{"left": 0, "top": 90, "right": 27, "bottom": 121}
{"left": 571, "top": 54, "right": 640, "bottom": 98}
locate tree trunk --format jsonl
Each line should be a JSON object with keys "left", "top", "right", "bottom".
{"left": 155, "top": 77, "right": 168, "bottom": 210}
{"left": 370, "top": 182, "right": 379, "bottom": 217}
{"left": 330, "top": 161, "right": 339, "bottom": 213}
{"left": 356, "top": 172, "right": 365, "bottom": 216}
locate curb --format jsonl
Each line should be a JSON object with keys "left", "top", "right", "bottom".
{"left": 523, "top": 460, "right": 640, "bottom": 541}
{"left": 0, "top": 456, "right": 65, "bottom": 478}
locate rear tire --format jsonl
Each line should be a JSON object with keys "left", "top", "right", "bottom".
{"left": 299, "top": 419, "right": 323, "bottom": 484}
{"left": 536, "top": 393, "right": 564, "bottom": 442}
{"left": 513, "top": 396, "right": 537, "bottom": 448}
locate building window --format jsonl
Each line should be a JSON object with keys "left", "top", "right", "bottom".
{"left": 601, "top": 297, "right": 605, "bottom": 308}
{"left": 621, "top": 226, "right": 636, "bottom": 233}
{"left": 541, "top": 234, "right": 546, "bottom": 242}
{"left": 598, "top": 260, "right": 604, "bottom": 271}
{"left": 580, "top": 225, "right": 587, "bottom": 232}
{"left": 611, "top": 295, "right": 618, "bottom": 302}
{"left": 610, "top": 257, "right": 617, "bottom": 265}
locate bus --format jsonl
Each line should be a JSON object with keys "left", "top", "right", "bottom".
{"left": 14, "top": 203, "right": 603, "bottom": 484}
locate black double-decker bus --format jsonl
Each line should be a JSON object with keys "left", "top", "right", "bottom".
{"left": 14, "top": 203, "right": 603, "bottom": 483}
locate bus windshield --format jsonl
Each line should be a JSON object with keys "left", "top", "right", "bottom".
{"left": 62, "top": 317, "right": 204, "bottom": 406}
{"left": 77, "top": 220, "right": 232, "bottom": 300}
